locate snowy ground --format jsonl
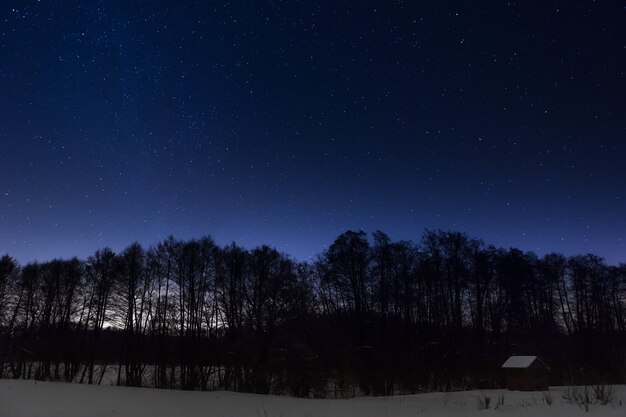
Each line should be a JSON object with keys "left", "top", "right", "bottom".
{"left": 0, "top": 379, "right": 624, "bottom": 417}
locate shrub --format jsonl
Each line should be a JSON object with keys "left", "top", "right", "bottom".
{"left": 592, "top": 384, "right": 614, "bottom": 405}
{"left": 494, "top": 394, "right": 505, "bottom": 410}
{"left": 542, "top": 390, "right": 553, "bottom": 406}
{"left": 476, "top": 394, "right": 491, "bottom": 410}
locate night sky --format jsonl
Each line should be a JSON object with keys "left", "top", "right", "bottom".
{"left": 1, "top": 1, "right": 625, "bottom": 264}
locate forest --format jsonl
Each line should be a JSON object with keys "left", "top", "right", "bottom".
{"left": 0, "top": 230, "right": 625, "bottom": 397}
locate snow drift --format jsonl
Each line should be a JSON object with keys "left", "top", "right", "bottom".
{"left": 0, "top": 379, "right": 624, "bottom": 417}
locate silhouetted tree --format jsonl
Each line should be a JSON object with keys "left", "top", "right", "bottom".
{"left": 1, "top": 230, "right": 625, "bottom": 394}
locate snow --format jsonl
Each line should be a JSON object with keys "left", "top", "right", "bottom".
{"left": 501, "top": 356, "right": 542, "bottom": 369}
{"left": 0, "top": 379, "right": 624, "bottom": 417}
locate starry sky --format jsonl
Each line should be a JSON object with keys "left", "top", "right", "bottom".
{"left": 1, "top": 1, "right": 625, "bottom": 264}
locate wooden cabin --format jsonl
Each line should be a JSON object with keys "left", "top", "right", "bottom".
{"left": 501, "top": 355, "right": 549, "bottom": 391}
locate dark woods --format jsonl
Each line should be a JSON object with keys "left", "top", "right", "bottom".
{"left": 1, "top": 230, "right": 625, "bottom": 396}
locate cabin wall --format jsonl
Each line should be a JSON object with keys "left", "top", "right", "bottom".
{"left": 505, "top": 371, "right": 549, "bottom": 391}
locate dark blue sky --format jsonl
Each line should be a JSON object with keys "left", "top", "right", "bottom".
{"left": 1, "top": 1, "right": 625, "bottom": 264}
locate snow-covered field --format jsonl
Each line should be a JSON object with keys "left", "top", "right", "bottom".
{"left": 0, "top": 379, "right": 624, "bottom": 417}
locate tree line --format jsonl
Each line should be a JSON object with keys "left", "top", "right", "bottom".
{"left": 0, "top": 230, "right": 625, "bottom": 396}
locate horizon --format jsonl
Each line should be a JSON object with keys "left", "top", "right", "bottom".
{"left": 4, "top": 226, "right": 624, "bottom": 267}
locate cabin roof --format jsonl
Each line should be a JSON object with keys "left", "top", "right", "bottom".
{"left": 501, "top": 355, "right": 549, "bottom": 369}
